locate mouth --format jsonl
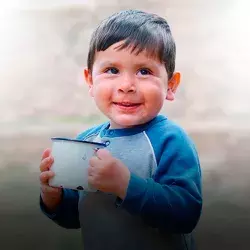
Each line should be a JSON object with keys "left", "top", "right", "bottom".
{"left": 113, "top": 102, "right": 141, "bottom": 107}
{"left": 113, "top": 102, "right": 141, "bottom": 112}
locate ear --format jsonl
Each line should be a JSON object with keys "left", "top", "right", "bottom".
{"left": 84, "top": 67, "right": 94, "bottom": 97}
{"left": 166, "top": 72, "right": 181, "bottom": 101}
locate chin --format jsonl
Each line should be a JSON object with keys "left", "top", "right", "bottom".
{"left": 111, "top": 116, "right": 147, "bottom": 129}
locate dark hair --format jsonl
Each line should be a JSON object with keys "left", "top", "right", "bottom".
{"left": 87, "top": 10, "right": 176, "bottom": 79}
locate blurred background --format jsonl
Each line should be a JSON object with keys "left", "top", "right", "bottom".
{"left": 0, "top": 0, "right": 249, "bottom": 249}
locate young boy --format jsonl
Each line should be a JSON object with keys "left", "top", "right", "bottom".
{"left": 39, "top": 9, "right": 202, "bottom": 250}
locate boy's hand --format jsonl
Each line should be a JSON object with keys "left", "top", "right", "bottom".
{"left": 39, "top": 148, "right": 62, "bottom": 212}
{"left": 88, "top": 149, "right": 130, "bottom": 199}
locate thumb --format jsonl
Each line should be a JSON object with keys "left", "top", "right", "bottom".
{"left": 95, "top": 148, "right": 111, "bottom": 160}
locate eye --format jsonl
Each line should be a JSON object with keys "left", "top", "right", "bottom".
{"left": 138, "top": 68, "right": 152, "bottom": 76}
{"left": 105, "top": 67, "right": 119, "bottom": 74}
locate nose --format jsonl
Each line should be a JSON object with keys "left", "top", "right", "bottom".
{"left": 118, "top": 74, "right": 136, "bottom": 93}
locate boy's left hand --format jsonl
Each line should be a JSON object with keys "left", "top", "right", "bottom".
{"left": 88, "top": 148, "right": 130, "bottom": 199}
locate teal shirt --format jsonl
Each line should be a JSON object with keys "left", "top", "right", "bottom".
{"left": 40, "top": 115, "right": 202, "bottom": 250}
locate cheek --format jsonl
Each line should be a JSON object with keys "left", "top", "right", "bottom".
{"left": 143, "top": 83, "right": 166, "bottom": 104}
{"left": 92, "top": 80, "right": 112, "bottom": 102}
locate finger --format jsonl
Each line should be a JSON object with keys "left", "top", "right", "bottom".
{"left": 88, "top": 164, "right": 95, "bottom": 176}
{"left": 40, "top": 156, "right": 54, "bottom": 172}
{"left": 40, "top": 171, "right": 55, "bottom": 184}
{"left": 95, "top": 148, "right": 111, "bottom": 160}
{"left": 88, "top": 175, "right": 96, "bottom": 187}
{"left": 41, "top": 148, "right": 52, "bottom": 161}
{"left": 41, "top": 184, "right": 61, "bottom": 194}
{"left": 89, "top": 156, "right": 100, "bottom": 167}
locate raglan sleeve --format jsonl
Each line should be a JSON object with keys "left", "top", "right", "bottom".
{"left": 116, "top": 124, "right": 202, "bottom": 233}
{"left": 39, "top": 128, "right": 94, "bottom": 229}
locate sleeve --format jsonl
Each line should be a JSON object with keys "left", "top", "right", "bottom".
{"left": 39, "top": 126, "right": 101, "bottom": 229}
{"left": 116, "top": 124, "right": 202, "bottom": 234}
{"left": 40, "top": 189, "right": 80, "bottom": 229}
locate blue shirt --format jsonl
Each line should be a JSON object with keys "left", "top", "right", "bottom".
{"left": 40, "top": 114, "right": 202, "bottom": 250}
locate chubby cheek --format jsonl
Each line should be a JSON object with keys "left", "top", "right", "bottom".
{"left": 92, "top": 81, "right": 113, "bottom": 107}
{"left": 144, "top": 86, "right": 166, "bottom": 111}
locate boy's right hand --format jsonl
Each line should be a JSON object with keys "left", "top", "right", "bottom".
{"left": 40, "top": 148, "right": 62, "bottom": 212}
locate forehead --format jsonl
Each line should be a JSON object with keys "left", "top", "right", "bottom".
{"left": 93, "top": 41, "right": 163, "bottom": 66}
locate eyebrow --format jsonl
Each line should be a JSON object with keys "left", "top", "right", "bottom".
{"left": 97, "top": 60, "right": 159, "bottom": 69}
{"left": 98, "top": 61, "right": 117, "bottom": 68}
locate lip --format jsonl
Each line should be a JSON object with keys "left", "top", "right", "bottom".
{"left": 113, "top": 102, "right": 141, "bottom": 106}
{"left": 113, "top": 102, "right": 142, "bottom": 111}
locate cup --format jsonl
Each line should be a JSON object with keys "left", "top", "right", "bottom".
{"left": 49, "top": 137, "right": 106, "bottom": 192}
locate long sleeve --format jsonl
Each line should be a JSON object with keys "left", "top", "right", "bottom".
{"left": 40, "top": 188, "right": 80, "bottom": 229}
{"left": 117, "top": 121, "right": 202, "bottom": 234}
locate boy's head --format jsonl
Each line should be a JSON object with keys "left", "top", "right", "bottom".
{"left": 84, "top": 10, "right": 181, "bottom": 129}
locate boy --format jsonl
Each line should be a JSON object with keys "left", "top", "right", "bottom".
{"left": 39, "top": 9, "right": 202, "bottom": 250}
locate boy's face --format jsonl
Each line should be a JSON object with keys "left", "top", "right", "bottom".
{"left": 84, "top": 41, "right": 180, "bottom": 129}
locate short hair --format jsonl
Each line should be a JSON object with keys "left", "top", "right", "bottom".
{"left": 87, "top": 9, "right": 176, "bottom": 79}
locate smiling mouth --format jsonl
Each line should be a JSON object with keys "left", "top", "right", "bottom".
{"left": 113, "top": 102, "right": 141, "bottom": 107}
